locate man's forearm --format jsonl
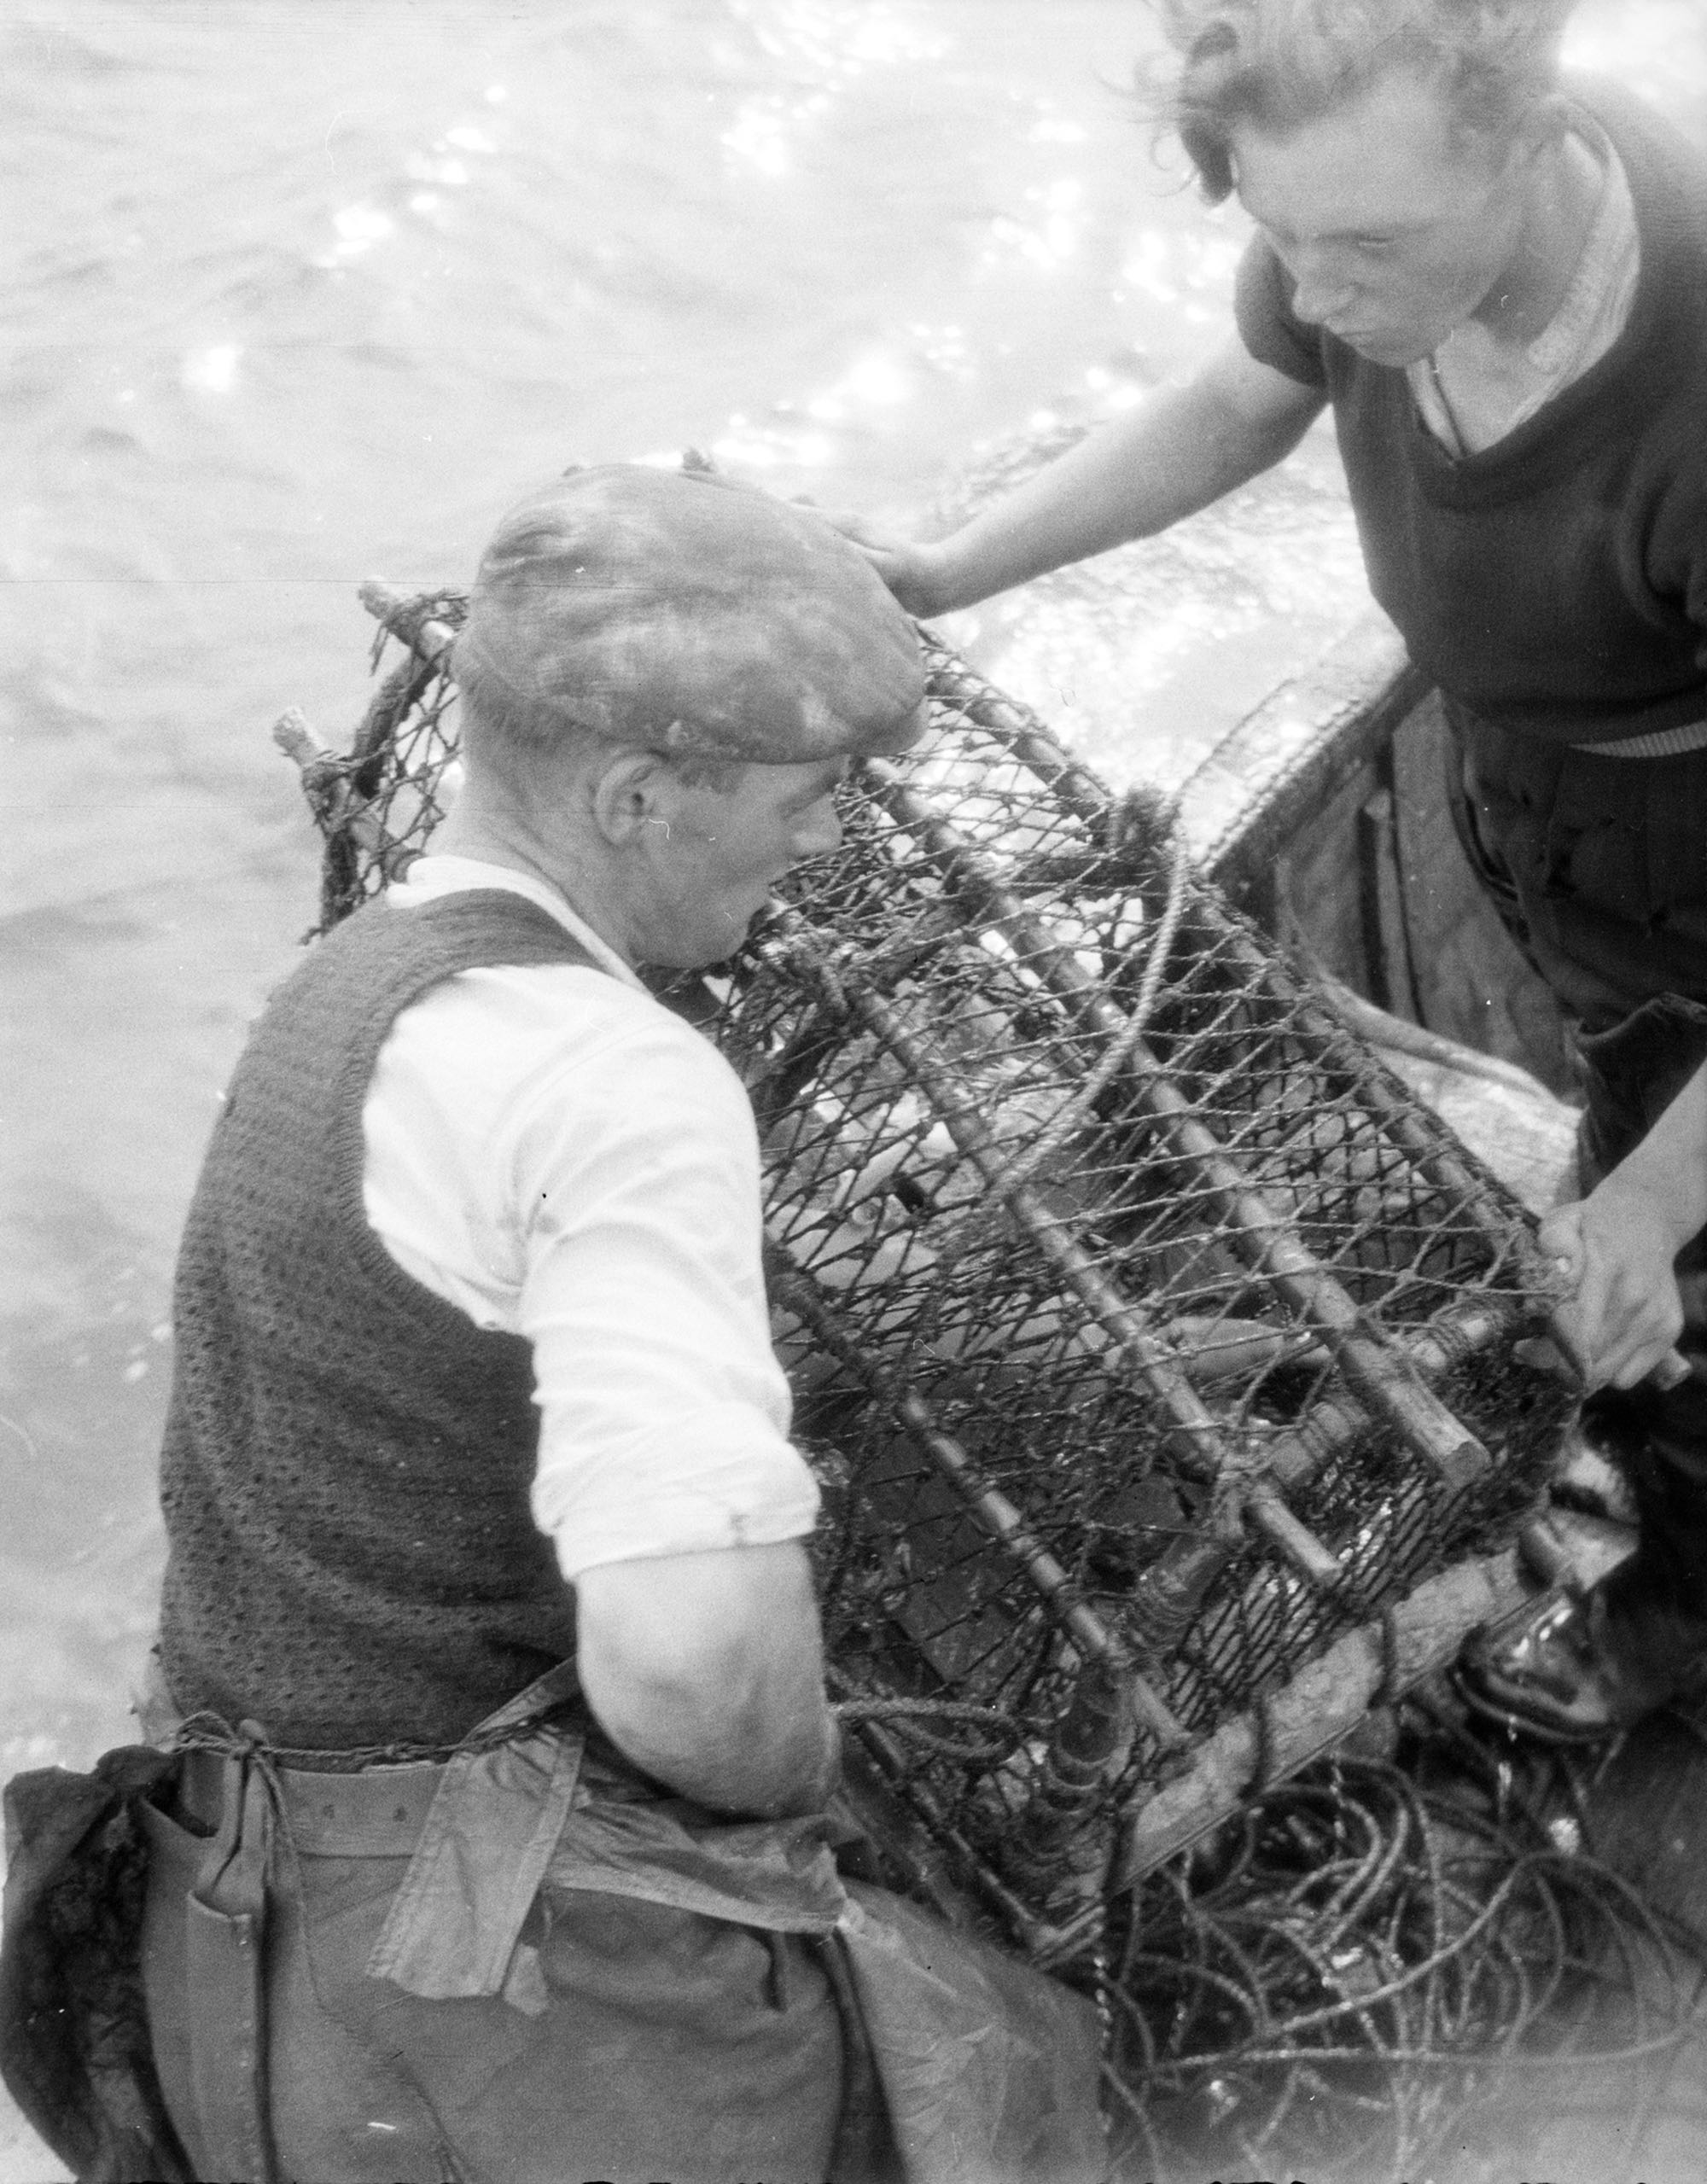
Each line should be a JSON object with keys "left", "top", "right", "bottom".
{"left": 924, "top": 341, "right": 1326, "bottom": 613}
{"left": 1602, "top": 1057, "right": 1707, "bottom": 1248}
{"left": 574, "top": 1541, "right": 839, "bottom": 1818}
{"left": 596, "top": 1659, "right": 838, "bottom": 1818}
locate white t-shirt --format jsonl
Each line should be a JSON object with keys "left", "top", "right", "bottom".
{"left": 362, "top": 854, "right": 819, "bottom": 1581}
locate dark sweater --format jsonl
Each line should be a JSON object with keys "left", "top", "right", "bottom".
{"left": 157, "top": 892, "right": 602, "bottom": 1753}
{"left": 1235, "top": 78, "right": 1707, "bottom": 745}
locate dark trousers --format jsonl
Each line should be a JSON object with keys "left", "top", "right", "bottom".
{"left": 1445, "top": 702, "right": 1707, "bottom": 1639}
{"left": 140, "top": 1783, "right": 850, "bottom": 2184}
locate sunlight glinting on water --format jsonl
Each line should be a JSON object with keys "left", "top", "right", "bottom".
{"left": 1028, "top": 113, "right": 1089, "bottom": 146}
{"left": 717, "top": 312, "right": 1000, "bottom": 467}
{"left": 709, "top": 416, "right": 840, "bottom": 468}
{"left": 318, "top": 108, "right": 510, "bottom": 271}
{"left": 1081, "top": 364, "right": 1145, "bottom": 411}
{"left": 1564, "top": 0, "right": 1707, "bottom": 102}
{"left": 721, "top": 91, "right": 832, "bottom": 176}
{"left": 720, "top": 0, "right": 951, "bottom": 173}
{"left": 315, "top": 200, "right": 397, "bottom": 267}
{"left": 808, "top": 350, "right": 911, "bottom": 422}
{"left": 982, "top": 174, "right": 1086, "bottom": 273}
{"left": 729, "top": 0, "right": 950, "bottom": 73}
{"left": 180, "top": 343, "right": 242, "bottom": 395}
{"left": 1119, "top": 224, "right": 1244, "bottom": 311}
{"left": 909, "top": 322, "right": 974, "bottom": 381}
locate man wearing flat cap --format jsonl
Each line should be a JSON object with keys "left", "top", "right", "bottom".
{"left": 131, "top": 465, "right": 1103, "bottom": 2184}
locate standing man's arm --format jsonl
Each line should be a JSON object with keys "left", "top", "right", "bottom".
{"left": 826, "top": 337, "right": 1325, "bottom": 617}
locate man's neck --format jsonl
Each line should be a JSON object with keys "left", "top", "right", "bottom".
{"left": 430, "top": 807, "right": 636, "bottom": 965}
{"left": 1472, "top": 128, "right": 1604, "bottom": 350}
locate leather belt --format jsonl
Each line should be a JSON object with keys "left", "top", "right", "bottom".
{"left": 179, "top": 1744, "right": 442, "bottom": 1857}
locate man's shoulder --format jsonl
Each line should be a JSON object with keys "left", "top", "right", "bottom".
{"left": 388, "top": 952, "right": 751, "bottom": 1134}
{"left": 1570, "top": 77, "right": 1707, "bottom": 242}
{"left": 364, "top": 960, "right": 760, "bottom": 1261}
{"left": 274, "top": 890, "right": 603, "bottom": 1028}
{"left": 1233, "top": 231, "right": 1329, "bottom": 391}
{"left": 368, "top": 884, "right": 604, "bottom": 967}
{"left": 1575, "top": 81, "right": 1707, "bottom": 457}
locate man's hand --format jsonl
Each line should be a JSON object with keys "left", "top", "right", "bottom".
{"left": 1535, "top": 1057, "right": 1707, "bottom": 1392}
{"left": 808, "top": 508, "right": 958, "bottom": 620}
{"left": 1539, "top": 1186, "right": 1687, "bottom": 1391}
{"left": 574, "top": 1538, "right": 837, "bottom": 1818}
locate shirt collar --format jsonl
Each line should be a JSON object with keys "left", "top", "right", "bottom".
{"left": 1527, "top": 119, "right": 1638, "bottom": 376}
{"left": 389, "top": 853, "right": 645, "bottom": 989}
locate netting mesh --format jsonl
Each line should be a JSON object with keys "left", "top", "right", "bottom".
{"left": 273, "top": 574, "right": 1690, "bottom": 2176}
{"left": 272, "top": 585, "right": 465, "bottom": 935}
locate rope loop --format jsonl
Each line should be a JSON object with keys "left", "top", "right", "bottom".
{"left": 834, "top": 1695, "right": 1022, "bottom": 1767}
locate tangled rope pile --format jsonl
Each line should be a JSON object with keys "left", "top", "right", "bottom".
{"left": 1103, "top": 1700, "right": 1704, "bottom": 2181}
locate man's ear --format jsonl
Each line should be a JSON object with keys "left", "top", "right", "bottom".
{"left": 589, "top": 747, "right": 676, "bottom": 847}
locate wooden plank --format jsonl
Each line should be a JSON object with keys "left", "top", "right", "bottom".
{"left": 1359, "top": 773, "right": 1424, "bottom": 1020}
{"left": 1389, "top": 692, "right": 1580, "bottom": 1095}
{"left": 1207, "top": 668, "right": 1582, "bottom": 1098}
{"left": 1110, "top": 1508, "right": 1633, "bottom": 1890}
{"left": 1193, "top": 605, "right": 1426, "bottom": 901}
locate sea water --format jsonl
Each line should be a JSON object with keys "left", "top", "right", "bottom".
{"left": 2, "top": 2, "right": 1704, "bottom": 2175}
{"left": 2, "top": 0, "right": 1703, "bottom": 1815}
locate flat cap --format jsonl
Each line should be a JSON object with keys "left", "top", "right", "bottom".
{"left": 453, "top": 463, "right": 926, "bottom": 765}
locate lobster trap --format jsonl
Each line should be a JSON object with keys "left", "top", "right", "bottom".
{"left": 275, "top": 571, "right": 1640, "bottom": 2175}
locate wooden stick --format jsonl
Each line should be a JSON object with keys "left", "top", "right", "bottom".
{"left": 1109, "top": 1546, "right": 1529, "bottom": 1890}
{"left": 861, "top": 759, "right": 1491, "bottom": 1495}
{"left": 769, "top": 1248, "right": 1191, "bottom": 1751}
{"left": 772, "top": 917, "right": 1229, "bottom": 1481}
{"left": 1222, "top": 929, "right": 1558, "bottom": 1296}
{"left": 358, "top": 578, "right": 457, "bottom": 667}
{"left": 271, "top": 708, "right": 382, "bottom": 855}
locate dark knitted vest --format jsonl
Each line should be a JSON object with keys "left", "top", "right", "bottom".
{"left": 157, "top": 891, "right": 605, "bottom": 1752}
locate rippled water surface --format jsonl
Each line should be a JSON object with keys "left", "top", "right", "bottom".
{"left": 3, "top": 0, "right": 1704, "bottom": 1795}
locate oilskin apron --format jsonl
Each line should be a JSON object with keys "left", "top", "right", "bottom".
{"left": 127, "top": 1662, "right": 1104, "bottom": 2184}
{"left": 0, "top": 1744, "right": 195, "bottom": 2183}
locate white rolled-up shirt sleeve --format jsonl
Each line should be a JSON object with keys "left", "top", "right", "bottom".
{"left": 511, "top": 1014, "right": 819, "bottom": 1578}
